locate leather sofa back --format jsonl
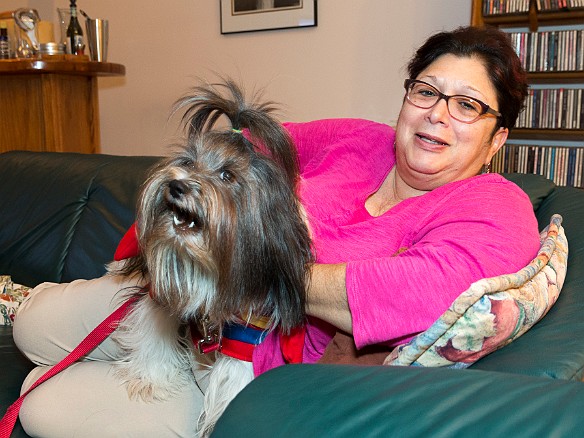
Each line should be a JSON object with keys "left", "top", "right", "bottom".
{"left": 0, "top": 151, "right": 160, "bottom": 287}
{"left": 1, "top": 153, "right": 583, "bottom": 383}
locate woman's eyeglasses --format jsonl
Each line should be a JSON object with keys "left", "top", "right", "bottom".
{"left": 404, "top": 79, "right": 502, "bottom": 124}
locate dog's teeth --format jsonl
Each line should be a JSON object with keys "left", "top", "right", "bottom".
{"left": 188, "top": 221, "right": 195, "bottom": 228}
{"left": 173, "top": 215, "right": 184, "bottom": 226}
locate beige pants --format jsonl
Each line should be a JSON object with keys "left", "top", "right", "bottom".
{"left": 13, "top": 272, "right": 205, "bottom": 438}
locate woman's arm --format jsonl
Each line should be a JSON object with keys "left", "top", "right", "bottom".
{"left": 306, "top": 263, "right": 352, "bottom": 333}
{"left": 305, "top": 179, "right": 541, "bottom": 349}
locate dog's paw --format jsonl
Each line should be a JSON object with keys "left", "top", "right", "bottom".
{"left": 115, "top": 366, "right": 184, "bottom": 402}
{"left": 125, "top": 377, "right": 172, "bottom": 402}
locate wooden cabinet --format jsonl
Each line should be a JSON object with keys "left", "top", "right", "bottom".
{"left": 0, "top": 57, "right": 125, "bottom": 154}
{"left": 471, "top": 0, "right": 584, "bottom": 187}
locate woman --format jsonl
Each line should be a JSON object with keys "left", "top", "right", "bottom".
{"left": 254, "top": 25, "right": 539, "bottom": 372}
{"left": 13, "top": 26, "right": 540, "bottom": 436}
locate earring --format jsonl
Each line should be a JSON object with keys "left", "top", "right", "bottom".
{"left": 484, "top": 162, "right": 491, "bottom": 174}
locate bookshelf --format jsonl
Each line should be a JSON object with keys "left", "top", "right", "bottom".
{"left": 471, "top": 0, "right": 584, "bottom": 187}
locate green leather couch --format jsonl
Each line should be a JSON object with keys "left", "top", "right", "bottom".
{"left": 1, "top": 150, "right": 583, "bottom": 437}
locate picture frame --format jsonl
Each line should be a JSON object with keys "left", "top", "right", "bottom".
{"left": 220, "top": 0, "right": 317, "bottom": 34}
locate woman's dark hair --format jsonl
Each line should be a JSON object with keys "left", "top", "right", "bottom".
{"left": 407, "top": 26, "right": 528, "bottom": 131}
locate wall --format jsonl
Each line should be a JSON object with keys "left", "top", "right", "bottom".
{"left": 13, "top": 1, "right": 472, "bottom": 156}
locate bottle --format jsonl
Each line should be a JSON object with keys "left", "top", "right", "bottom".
{"left": 66, "top": 0, "right": 85, "bottom": 55}
{"left": 0, "top": 21, "right": 9, "bottom": 59}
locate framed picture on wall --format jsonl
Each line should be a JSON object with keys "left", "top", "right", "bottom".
{"left": 220, "top": 0, "right": 317, "bottom": 34}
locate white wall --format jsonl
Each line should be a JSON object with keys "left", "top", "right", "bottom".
{"left": 17, "top": 1, "right": 472, "bottom": 156}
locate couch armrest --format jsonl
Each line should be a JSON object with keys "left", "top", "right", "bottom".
{"left": 213, "top": 364, "right": 584, "bottom": 437}
{"left": 469, "top": 182, "right": 584, "bottom": 380}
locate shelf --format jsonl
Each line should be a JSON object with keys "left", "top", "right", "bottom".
{"left": 473, "top": 0, "right": 584, "bottom": 30}
{"left": 536, "top": 9, "right": 584, "bottom": 22}
{"left": 510, "top": 129, "right": 584, "bottom": 141}
{"left": 0, "top": 57, "right": 126, "bottom": 77}
{"left": 482, "top": 13, "right": 531, "bottom": 27}
{"left": 527, "top": 71, "right": 584, "bottom": 83}
{"left": 483, "top": 10, "right": 584, "bottom": 28}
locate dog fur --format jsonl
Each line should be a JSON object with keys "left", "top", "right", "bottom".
{"left": 110, "top": 79, "right": 312, "bottom": 436}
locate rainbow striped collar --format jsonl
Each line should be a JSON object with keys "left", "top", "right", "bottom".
{"left": 191, "top": 316, "right": 270, "bottom": 362}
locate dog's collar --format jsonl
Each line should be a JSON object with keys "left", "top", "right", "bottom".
{"left": 191, "top": 316, "right": 220, "bottom": 355}
{"left": 113, "top": 226, "right": 306, "bottom": 363}
{"left": 221, "top": 320, "right": 269, "bottom": 362}
{"left": 191, "top": 316, "right": 269, "bottom": 362}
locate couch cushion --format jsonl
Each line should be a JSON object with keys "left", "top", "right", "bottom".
{"left": 385, "top": 214, "right": 567, "bottom": 368}
{"left": 214, "top": 364, "right": 584, "bottom": 438}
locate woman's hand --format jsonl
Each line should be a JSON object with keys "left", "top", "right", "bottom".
{"left": 306, "top": 263, "right": 353, "bottom": 333}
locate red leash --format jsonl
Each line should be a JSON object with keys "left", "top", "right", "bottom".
{"left": 1, "top": 224, "right": 306, "bottom": 437}
{"left": 0, "top": 295, "right": 138, "bottom": 438}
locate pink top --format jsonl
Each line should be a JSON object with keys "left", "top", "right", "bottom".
{"left": 253, "top": 118, "right": 541, "bottom": 376}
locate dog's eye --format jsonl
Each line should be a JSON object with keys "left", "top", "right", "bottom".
{"left": 220, "top": 170, "right": 234, "bottom": 182}
{"left": 179, "top": 158, "right": 194, "bottom": 168}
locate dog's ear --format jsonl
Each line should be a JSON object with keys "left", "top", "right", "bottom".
{"left": 211, "top": 157, "right": 312, "bottom": 332}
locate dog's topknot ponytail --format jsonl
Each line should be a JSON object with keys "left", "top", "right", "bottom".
{"left": 173, "top": 78, "right": 299, "bottom": 187}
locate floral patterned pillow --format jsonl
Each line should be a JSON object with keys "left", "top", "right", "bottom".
{"left": 0, "top": 276, "right": 31, "bottom": 326}
{"left": 384, "top": 214, "right": 567, "bottom": 368}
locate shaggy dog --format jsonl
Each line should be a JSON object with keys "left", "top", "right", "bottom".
{"left": 111, "top": 80, "right": 312, "bottom": 436}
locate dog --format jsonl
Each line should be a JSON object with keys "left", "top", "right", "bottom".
{"left": 110, "top": 79, "right": 312, "bottom": 436}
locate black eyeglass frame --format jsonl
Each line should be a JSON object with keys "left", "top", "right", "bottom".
{"left": 403, "top": 79, "right": 502, "bottom": 123}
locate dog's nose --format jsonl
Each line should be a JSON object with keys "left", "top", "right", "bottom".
{"left": 169, "top": 180, "right": 189, "bottom": 199}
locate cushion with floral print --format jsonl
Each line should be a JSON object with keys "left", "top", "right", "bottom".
{"left": 384, "top": 214, "right": 567, "bottom": 368}
{"left": 0, "top": 276, "right": 31, "bottom": 326}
